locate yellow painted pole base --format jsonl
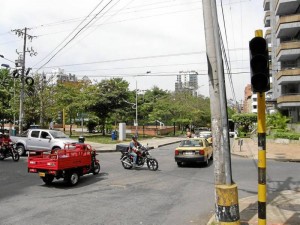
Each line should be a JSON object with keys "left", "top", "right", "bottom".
{"left": 215, "top": 184, "right": 240, "bottom": 224}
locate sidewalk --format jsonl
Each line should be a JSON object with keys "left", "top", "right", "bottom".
{"left": 208, "top": 138, "right": 300, "bottom": 225}
{"left": 85, "top": 136, "right": 183, "bottom": 153}
{"left": 231, "top": 137, "right": 300, "bottom": 162}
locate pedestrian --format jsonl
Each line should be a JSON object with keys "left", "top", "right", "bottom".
{"left": 186, "top": 128, "right": 192, "bottom": 138}
{"left": 49, "top": 121, "right": 53, "bottom": 130}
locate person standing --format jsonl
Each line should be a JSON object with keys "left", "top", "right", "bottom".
{"left": 186, "top": 128, "right": 192, "bottom": 138}
{"left": 49, "top": 121, "right": 54, "bottom": 129}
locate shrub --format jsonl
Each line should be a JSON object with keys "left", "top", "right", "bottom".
{"left": 274, "top": 132, "right": 300, "bottom": 140}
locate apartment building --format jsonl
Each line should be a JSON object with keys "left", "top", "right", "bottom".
{"left": 264, "top": 0, "right": 300, "bottom": 122}
{"left": 175, "top": 70, "right": 199, "bottom": 96}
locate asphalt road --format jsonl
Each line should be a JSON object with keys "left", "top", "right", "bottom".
{"left": 1, "top": 143, "right": 299, "bottom": 225}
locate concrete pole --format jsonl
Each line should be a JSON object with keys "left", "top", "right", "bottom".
{"left": 135, "top": 80, "right": 138, "bottom": 137}
{"left": 19, "top": 27, "right": 27, "bottom": 134}
{"left": 202, "top": 0, "right": 240, "bottom": 223}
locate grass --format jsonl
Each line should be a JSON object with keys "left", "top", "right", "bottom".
{"left": 66, "top": 131, "right": 168, "bottom": 144}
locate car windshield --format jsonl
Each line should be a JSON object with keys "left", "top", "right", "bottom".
{"left": 49, "top": 130, "right": 69, "bottom": 138}
{"left": 179, "top": 139, "right": 203, "bottom": 147}
{"left": 19, "top": 130, "right": 29, "bottom": 137}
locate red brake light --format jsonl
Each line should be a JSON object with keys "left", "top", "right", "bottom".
{"left": 199, "top": 150, "right": 204, "bottom": 155}
{"left": 175, "top": 150, "right": 179, "bottom": 155}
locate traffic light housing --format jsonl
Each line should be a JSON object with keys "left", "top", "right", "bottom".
{"left": 249, "top": 37, "right": 270, "bottom": 93}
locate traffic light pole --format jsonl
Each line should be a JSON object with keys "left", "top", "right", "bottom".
{"left": 202, "top": 0, "right": 239, "bottom": 224}
{"left": 255, "top": 29, "right": 267, "bottom": 225}
{"left": 257, "top": 91, "right": 267, "bottom": 225}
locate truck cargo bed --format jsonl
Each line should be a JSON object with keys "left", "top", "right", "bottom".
{"left": 28, "top": 145, "right": 92, "bottom": 171}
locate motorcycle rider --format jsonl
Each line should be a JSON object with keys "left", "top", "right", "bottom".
{"left": 129, "top": 135, "right": 142, "bottom": 168}
{"left": 0, "top": 132, "right": 12, "bottom": 156}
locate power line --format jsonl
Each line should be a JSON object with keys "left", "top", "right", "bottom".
{"left": 69, "top": 71, "right": 251, "bottom": 78}
{"left": 33, "top": 0, "right": 106, "bottom": 68}
{"left": 33, "top": 51, "right": 206, "bottom": 69}
{"left": 27, "top": 0, "right": 200, "bottom": 30}
{"left": 35, "top": 0, "right": 115, "bottom": 72}
{"left": 219, "top": 0, "right": 237, "bottom": 104}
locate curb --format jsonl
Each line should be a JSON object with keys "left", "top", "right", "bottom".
{"left": 95, "top": 146, "right": 156, "bottom": 153}
{"left": 231, "top": 152, "right": 300, "bottom": 162}
{"left": 157, "top": 141, "right": 181, "bottom": 148}
{"left": 93, "top": 140, "right": 181, "bottom": 153}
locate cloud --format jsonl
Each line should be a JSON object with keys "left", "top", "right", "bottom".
{"left": 0, "top": 0, "right": 265, "bottom": 102}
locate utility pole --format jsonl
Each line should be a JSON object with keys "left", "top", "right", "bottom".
{"left": 135, "top": 80, "right": 138, "bottom": 137}
{"left": 202, "top": 0, "right": 240, "bottom": 224}
{"left": 12, "top": 27, "right": 37, "bottom": 134}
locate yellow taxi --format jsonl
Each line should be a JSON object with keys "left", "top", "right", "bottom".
{"left": 175, "top": 137, "right": 213, "bottom": 167}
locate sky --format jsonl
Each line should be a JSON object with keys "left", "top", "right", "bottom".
{"left": 0, "top": 0, "right": 265, "bottom": 103}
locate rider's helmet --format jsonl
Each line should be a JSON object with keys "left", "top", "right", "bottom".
{"left": 131, "top": 135, "right": 138, "bottom": 141}
{"left": 3, "top": 132, "right": 9, "bottom": 138}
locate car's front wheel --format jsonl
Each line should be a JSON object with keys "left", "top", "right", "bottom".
{"left": 93, "top": 162, "right": 100, "bottom": 175}
{"left": 51, "top": 147, "right": 61, "bottom": 154}
{"left": 16, "top": 145, "right": 25, "bottom": 156}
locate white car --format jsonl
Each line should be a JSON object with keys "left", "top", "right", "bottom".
{"left": 229, "top": 130, "right": 238, "bottom": 138}
{"left": 10, "top": 129, "right": 78, "bottom": 155}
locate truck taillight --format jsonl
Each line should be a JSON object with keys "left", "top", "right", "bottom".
{"left": 199, "top": 150, "right": 204, "bottom": 155}
{"left": 29, "top": 161, "right": 36, "bottom": 164}
{"left": 48, "top": 170, "right": 56, "bottom": 175}
{"left": 29, "top": 168, "right": 37, "bottom": 173}
{"left": 175, "top": 150, "right": 179, "bottom": 155}
{"left": 47, "top": 162, "right": 56, "bottom": 166}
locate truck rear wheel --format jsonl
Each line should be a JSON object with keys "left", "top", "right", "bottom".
{"left": 42, "top": 175, "right": 54, "bottom": 185}
{"left": 66, "top": 171, "right": 80, "bottom": 186}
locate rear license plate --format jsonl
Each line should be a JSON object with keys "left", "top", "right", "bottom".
{"left": 39, "top": 172, "right": 45, "bottom": 177}
{"left": 184, "top": 151, "right": 194, "bottom": 155}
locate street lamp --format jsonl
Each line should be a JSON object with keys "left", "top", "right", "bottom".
{"left": 134, "top": 72, "right": 150, "bottom": 137}
{"left": 0, "top": 54, "right": 15, "bottom": 63}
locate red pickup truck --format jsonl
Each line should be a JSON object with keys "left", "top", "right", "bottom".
{"left": 28, "top": 143, "right": 100, "bottom": 186}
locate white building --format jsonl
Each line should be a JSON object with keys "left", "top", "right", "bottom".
{"left": 175, "top": 70, "right": 199, "bottom": 96}
{"left": 264, "top": 0, "right": 300, "bottom": 122}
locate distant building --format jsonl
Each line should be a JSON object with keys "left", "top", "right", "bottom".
{"left": 45, "top": 68, "right": 91, "bottom": 85}
{"left": 243, "top": 84, "right": 252, "bottom": 113}
{"left": 175, "top": 71, "right": 199, "bottom": 96}
{"left": 243, "top": 83, "right": 277, "bottom": 114}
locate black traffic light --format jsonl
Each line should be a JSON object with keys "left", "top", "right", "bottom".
{"left": 249, "top": 37, "right": 270, "bottom": 93}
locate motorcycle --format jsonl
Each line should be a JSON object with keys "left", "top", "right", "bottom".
{"left": 120, "top": 145, "right": 158, "bottom": 171}
{"left": 90, "top": 150, "right": 101, "bottom": 175}
{"left": 0, "top": 142, "right": 20, "bottom": 162}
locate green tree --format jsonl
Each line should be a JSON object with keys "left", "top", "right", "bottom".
{"left": 232, "top": 113, "right": 257, "bottom": 133}
{"left": 0, "top": 68, "right": 15, "bottom": 129}
{"left": 88, "top": 78, "right": 130, "bottom": 135}
{"left": 138, "top": 86, "right": 169, "bottom": 125}
{"left": 53, "top": 79, "right": 91, "bottom": 128}
{"left": 148, "top": 91, "right": 211, "bottom": 131}
{"left": 267, "top": 112, "right": 290, "bottom": 130}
